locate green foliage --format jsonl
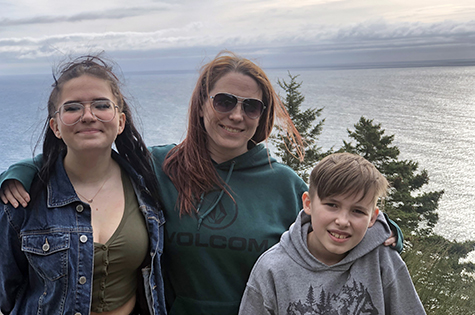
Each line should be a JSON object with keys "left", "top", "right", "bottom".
{"left": 402, "top": 235, "right": 475, "bottom": 314}
{"left": 340, "top": 117, "right": 443, "bottom": 236}
{"left": 341, "top": 117, "right": 399, "bottom": 168}
{"left": 272, "top": 72, "right": 325, "bottom": 182}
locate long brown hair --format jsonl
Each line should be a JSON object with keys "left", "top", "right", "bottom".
{"left": 32, "top": 55, "right": 161, "bottom": 208}
{"left": 163, "top": 51, "right": 304, "bottom": 216}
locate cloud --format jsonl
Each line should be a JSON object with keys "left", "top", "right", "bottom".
{"left": 0, "top": 22, "right": 207, "bottom": 57}
{"left": 2, "top": 18, "right": 475, "bottom": 74}
{"left": 282, "top": 19, "right": 475, "bottom": 52}
{"left": 0, "top": 5, "right": 173, "bottom": 26}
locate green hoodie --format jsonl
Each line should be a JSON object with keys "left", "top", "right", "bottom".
{"left": 150, "top": 144, "right": 308, "bottom": 315}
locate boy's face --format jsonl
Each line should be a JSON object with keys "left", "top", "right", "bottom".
{"left": 302, "top": 190, "right": 379, "bottom": 266}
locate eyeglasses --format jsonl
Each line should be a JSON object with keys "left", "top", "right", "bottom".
{"left": 210, "top": 93, "right": 266, "bottom": 119}
{"left": 54, "top": 100, "right": 119, "bottom": 126}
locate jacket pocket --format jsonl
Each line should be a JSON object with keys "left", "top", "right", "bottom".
{"left": 22, "top": 232, "right": 70, "bottom": 281}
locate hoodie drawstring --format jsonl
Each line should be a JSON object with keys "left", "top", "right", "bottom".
{"left": 196, "top": 161, "right": 236, "bottom": 230}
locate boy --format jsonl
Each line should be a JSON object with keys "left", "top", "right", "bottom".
{"left": 239, "top": 153, "right": 425, "bottom": 315}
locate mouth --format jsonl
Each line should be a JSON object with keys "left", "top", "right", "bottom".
{"left": 220, "top": 124, "right": 243, "bottom": 133}
{"left": 76, "top": 128, "right": 102, "bottom": 134}
{"left": 329, "top": 231, "right": 350, "bottom": 240}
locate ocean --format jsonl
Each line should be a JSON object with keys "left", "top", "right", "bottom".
{"left": 0, "top": 65, "right": 474, "bottom": 249}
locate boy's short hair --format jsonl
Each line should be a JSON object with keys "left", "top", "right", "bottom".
{"left": 308, "top": 153, "right": 389, "bottom": 209}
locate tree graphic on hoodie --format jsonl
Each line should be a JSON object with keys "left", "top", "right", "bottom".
{"left": 286, "top": 280, "right": 378, "bottom": 315}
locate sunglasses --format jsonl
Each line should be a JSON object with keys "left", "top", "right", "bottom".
{"left": 210, "top": 93, "right": 266, "bottom": 119}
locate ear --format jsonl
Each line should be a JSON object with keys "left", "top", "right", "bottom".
{"left": 302, "top": 191, "right": 312, "bottom": 215}
{"left": 368, "top": 207, "right": 380, "bottom": 228}
{"left": 117, "top": 112, "right": 126, "bottom": 135}
{"left": 49, "top": 118, "right": 62, "bottom": 139}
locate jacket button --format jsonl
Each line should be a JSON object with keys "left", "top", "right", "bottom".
{"left": 74, "top": 313, "right": 82, "bottom": 315}
{"left": 42, "top": 243, "right": 50, "bottom": 252}
{"left": 79, "top": 276, "right": 87, "bottom": 284}
{"left": 76, "top": 204, "right": 84, "bottom": 213}
{"left": 79, "top": 235, "right": 88, "bottom": 243}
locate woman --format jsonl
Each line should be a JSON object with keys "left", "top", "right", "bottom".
{"left": 1, "top": 52, "right": 400, "bottom": 315}
{"left": 0, "top": 56, "right": 166, "bottom": 315}
{"left": 151, "top": 53, "right": 310, "bottom": 314}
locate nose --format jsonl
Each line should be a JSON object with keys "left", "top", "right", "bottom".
{"left": 228, "top": 101, "right": 245, "bottom": 121}
{"left": 80, "top": 104, "right": 96, "bottom": 122}
{"left": 335, "top": 211, "right": 350, "bottom": 227}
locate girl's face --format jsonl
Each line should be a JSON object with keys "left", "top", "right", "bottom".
{"left": 49, "top": 74, "right": 125, "bottom": 156}
{"left": 200, "top": 72, "right": 262, "bottom": 164}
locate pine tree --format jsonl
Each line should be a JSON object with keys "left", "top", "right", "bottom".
{"left": 305, "top": 285, "right": 315, "bottom": 306}
{"left": 340, "top": 117, "right": 443, "bottom": 236}
{"left": 272, "top": 72, "right": 325, "bottom": 182}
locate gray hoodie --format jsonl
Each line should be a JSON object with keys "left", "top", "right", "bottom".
{"left": 239, "top": 210, "right": 426, "bottom": 315}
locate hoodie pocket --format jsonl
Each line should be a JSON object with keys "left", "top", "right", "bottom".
{"left": 22, "top": 232, "right": 70, "bottom": 281}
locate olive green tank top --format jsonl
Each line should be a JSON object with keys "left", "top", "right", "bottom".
{"left": 91, "top": 171, "right": 149, "bottom": 312}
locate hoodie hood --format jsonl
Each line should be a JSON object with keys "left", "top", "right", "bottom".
{"left": 214, "top": 143, "right": 276, "bottom": 171}
{"left": 281, "top": 209, "right": 391, "bottom": 271}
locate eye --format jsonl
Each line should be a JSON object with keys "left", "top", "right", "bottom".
{"left": 212, "top": 93, "right": 237, "bottom": 112}
{"left": 221, "top": 99, "right": 234, "bottom": 106}
{"left": 353, "top": 209, "right": 367, "bottom": 215}
{"left": 217, "top": 98, "right": 235, "bottom": 109}
{"left": 62, "top": 103, "right": 82, "bottom": 112}
{"left": 324, "top": 203, "right": 338, "bottom": 208}
{"left": 93, "top": 100, "right": 113, "bottom": 110}
{"left": 245, "top": 99, "right": 263, "bottom": 110}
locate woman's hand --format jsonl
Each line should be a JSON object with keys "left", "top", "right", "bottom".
{"left": 0, "top": 179, "right": 30, "bottom": 208}
{"left": 384, "top": 234, "right": 397, "bottom": 247}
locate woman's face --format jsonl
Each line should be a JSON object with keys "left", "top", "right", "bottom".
{"left": 200, "top": 72, "right": 262, "bottom": 164}
{"left": 49, "top": 74, "right": 126, "bottom": 155}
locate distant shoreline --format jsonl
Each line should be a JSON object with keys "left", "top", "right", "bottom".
{"left": 2, "top": 58, "right": 475, "bottom": 78}
{"left": 268, "top": 58, "right": 475, "bottom": 71}
{"left": 124, "top": 58, "right": 475, "bottom": 76}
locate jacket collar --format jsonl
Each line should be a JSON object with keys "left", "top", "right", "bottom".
{"left": 46, "top": 150, "right": 146, "bottom": 208}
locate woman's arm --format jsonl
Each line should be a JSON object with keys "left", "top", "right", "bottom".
{"left": 384, "top": 213, "right": 404, "bottom": 253}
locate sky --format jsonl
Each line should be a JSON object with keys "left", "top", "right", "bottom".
{"left": 1, "top": 0, "right": 475, "bottom": 75}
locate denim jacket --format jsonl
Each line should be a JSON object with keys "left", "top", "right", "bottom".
{"left": 0, "top": 151, "right": 166, "bottom": 315}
